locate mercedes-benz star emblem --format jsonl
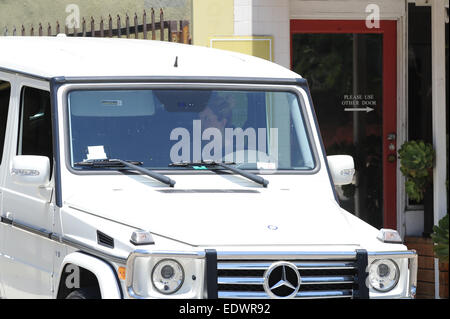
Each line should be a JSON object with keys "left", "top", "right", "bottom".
{"left": 263, "top": 262, "right": 301, "bottom": 298}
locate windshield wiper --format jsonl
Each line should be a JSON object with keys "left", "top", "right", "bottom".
{"left": 75, "top": 159, "right": 176, "bottom": 187}
{"left": 169, "top": 160, "right": 269, "bottom": 188}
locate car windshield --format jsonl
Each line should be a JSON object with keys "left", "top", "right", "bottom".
{"left": 67, "top": 88, "right": 315, "bottom": 171}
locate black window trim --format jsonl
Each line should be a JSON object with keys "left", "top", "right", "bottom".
{"left": 0, "top": 79, "right": 12, "bottom": 166}
{"left": 58, "top": 82, "right": 322, "bottom": 177}
{"left": 17, "top": 84, "right": 54, "bottom": 179}
{"left": 0, "top": 72, "right": 328, "bottom": 208}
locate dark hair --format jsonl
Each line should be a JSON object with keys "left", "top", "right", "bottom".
{"left": 206, "top": 94, "right": 232, "bottom": 122}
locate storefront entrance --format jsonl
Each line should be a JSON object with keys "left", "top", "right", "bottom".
{"left": 291, "top": 20, "right": 397, "bottom": 229}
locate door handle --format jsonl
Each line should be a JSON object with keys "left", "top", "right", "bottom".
{"left": 387, "top": 133, "right": 396, "bottom": 141}
{"left": 387, "top": 154, "right": 396, "bottom": 163}
{"left": 386, "top": 132, "right": 397, "bottom": 163}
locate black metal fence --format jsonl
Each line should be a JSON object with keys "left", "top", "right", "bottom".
{"left": 2, "top": 8, "right": 191, "bottom": 44}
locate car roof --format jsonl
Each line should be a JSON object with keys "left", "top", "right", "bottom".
{"left": 0, "top": 36, "right": 301, "bottom": 81}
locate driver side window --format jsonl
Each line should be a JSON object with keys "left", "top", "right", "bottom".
{"left": 17, "top": 86, "right": 53, "bottom": 171}
{"left": 0, "top": 80, "right": 11, "bottom": 166}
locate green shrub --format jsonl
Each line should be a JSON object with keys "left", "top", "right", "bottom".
{"left": 398, "top": 140, "right": 434, "bottom": 202}
{"left": 431, "top": 214, "right": 449, "bottom": 262}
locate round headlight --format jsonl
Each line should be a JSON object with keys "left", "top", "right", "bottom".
{"left": 151, "top": 259, "right": 184, "bottom": 294}
{"left": 368, "top": 259, "right": 399, "bottom": 292}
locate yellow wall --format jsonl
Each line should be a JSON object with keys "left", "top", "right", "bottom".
{"left": 210, "top": 36, "right": 274, "bottom": 61}
{"left": 192, "top": 0, "right": 234, "bottom": 47}
{"left": 192, "top": 1, "right": 273, "bottom": 61}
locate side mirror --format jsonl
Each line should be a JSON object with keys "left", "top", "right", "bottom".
{"left": 327, "top": 155, "right": 355, "bottom": 186}
{"left": 11, "top": 155, "right": 50, "bottom": 186}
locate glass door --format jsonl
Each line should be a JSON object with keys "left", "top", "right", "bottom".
{"left": 291, "top": 20, "right": 397, "bottom": 229}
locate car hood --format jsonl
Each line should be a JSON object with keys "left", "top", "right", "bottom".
{"left": 64, "top": 176, "right": 360, "bottom": 247}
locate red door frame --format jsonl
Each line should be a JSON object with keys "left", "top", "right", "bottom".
{"left": 290, "top": 20, "right": 397, "bottom": 229}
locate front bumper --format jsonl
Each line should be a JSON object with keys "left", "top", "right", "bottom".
{"left": 125, "top": 249, "right": 418, "bottom": 299}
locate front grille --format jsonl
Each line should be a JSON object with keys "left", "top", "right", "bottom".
{"left": 217, "top": 259, "right": 359, "bottom": 299}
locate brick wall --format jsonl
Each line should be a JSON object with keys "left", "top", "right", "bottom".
{"left": 439, "top": 261, "right": 448, "bottom": 298}
{"left": 405, "top": 236, "right": 449, "bottom": 299}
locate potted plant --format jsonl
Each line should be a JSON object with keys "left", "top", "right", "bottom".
{"left": 398, "top": 140, "right": 434, "bottom": 202}
{"left": 432, "top": 213, "right": 449, "bottom": 262}
{"left": 398, "top": 140, "right": 435, "bottom": 235}
{"left": 431, "top": 213, "right": 449, "bottom": 298}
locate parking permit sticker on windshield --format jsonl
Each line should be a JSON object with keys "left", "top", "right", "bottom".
{"left": 101, "top": 100, "right": 123, "bottom": 106}
{"left": 86, "top": 145, "right": 107, "bottom": 160}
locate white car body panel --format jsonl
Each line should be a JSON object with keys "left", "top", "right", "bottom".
{"left": 64, "top": 175, "right": 358, "bottom": 246}
{"left": 59, "top": 252, "right": 122, "bottom": 299}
